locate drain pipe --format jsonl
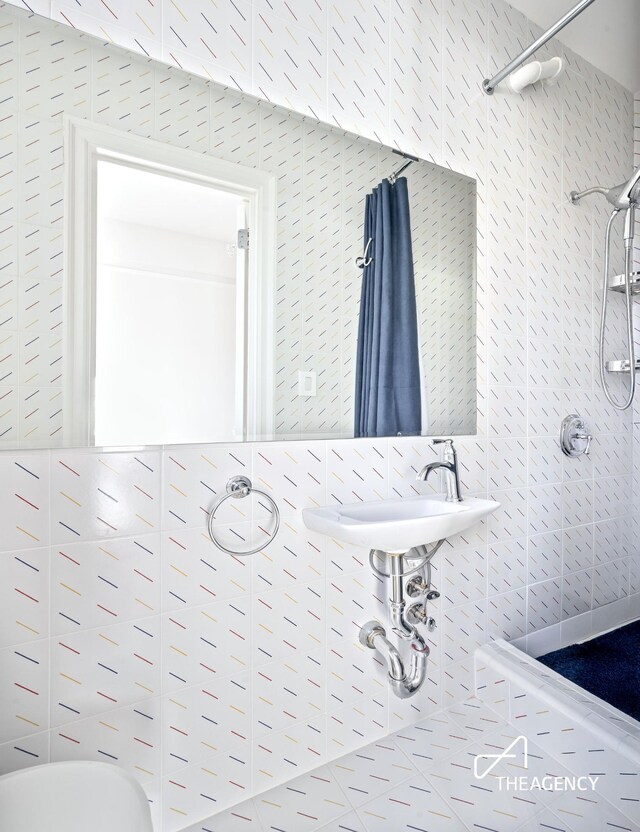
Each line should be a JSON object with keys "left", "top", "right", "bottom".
{"left": 359, "top": 619, "right": 429, "bottom": 699}
{"left": 388, "top": 553, "right": 416, "bottom": 640}
{"left": 360, "top": 553, "right": 430, "bottom": 699}
{"left": 359, "top": 620, "right": 404, "bottom": 681}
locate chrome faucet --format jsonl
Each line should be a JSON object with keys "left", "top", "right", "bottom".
{"left": 417, "top": 439, "right": 463, "bottom": 502}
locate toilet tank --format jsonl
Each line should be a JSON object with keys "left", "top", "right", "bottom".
{"left": 0, "top": 761, "right": 153, "bottom": 832}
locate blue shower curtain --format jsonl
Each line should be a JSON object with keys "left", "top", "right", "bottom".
{"left": 354, "top": 177, "right": 422, "bottom": 437}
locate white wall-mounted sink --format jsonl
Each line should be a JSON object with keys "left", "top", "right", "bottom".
{"left": 303, "top": 494, "right": 500, "bottom": 552}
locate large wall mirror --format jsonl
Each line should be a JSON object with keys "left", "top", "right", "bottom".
{"left": 1, "top": 4, "right": 477, "bottom": 449}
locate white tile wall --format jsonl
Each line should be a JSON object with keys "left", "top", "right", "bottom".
{"left": 0, "top": 1, "right": 638, "bottom": 830}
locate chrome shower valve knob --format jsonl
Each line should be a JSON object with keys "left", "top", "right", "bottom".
{"left": 560, "top": 414, "right": 592, "bottom": 458}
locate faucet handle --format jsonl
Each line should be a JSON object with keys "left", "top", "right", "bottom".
{"left": 432, "top": 438, "right": 457, "bottom": 462}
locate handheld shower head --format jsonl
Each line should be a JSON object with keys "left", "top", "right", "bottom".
{"left": 605, "top": 164, "right": 640, "bottom": 211}
{"left": 605, "top": 165, "right": 640, "bottom": 246}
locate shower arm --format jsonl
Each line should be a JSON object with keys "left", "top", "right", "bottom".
{"left": 572, "top": 166, "right": 640, "bottom": 211}
{"left": 570, "top": 186, "right": 610, "bottom": 204}
{"left": 482, "top": 0, "right": 597, "bottom": 94}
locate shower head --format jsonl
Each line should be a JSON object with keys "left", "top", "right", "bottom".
{"left": 605, "top": 165, "right": 640, "bottom": 211}
{"left": 570, "top": 164, "right": 640, "bottom": 211}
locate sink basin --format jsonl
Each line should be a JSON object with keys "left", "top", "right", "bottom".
{"left": 302, "top": 494, "right": 500, "bottom": 552}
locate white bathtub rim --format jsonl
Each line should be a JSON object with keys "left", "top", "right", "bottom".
{"left": 476, "top": 639, "right": 640, "bottom": 766}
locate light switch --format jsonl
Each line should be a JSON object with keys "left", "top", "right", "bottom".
{"left": 298, "top": 371, "right": 317, "bottom": 397}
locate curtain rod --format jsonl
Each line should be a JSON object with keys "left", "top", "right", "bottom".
{"left": 482, "top": 0, "right": 597, "bottom": 95}
{"left": 389, "top": 149, "right": 420, "bottom": 183}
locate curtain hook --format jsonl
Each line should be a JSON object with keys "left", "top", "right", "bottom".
{"left": 356, "top": 237, "right": 373, "bottom": 269}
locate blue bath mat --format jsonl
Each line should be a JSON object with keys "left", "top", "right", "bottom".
{"left": 538, "top": 618, "right": 640, "bottom": 722}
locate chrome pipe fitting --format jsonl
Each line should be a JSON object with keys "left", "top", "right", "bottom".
{"left": 359, "top": 620, "right": 405, "bottom": 682}
{"left": 360, "top": 547, "right": 437, "bottom": 698}
{"left": 394, "top": 635, "right": 429, "bottom": 699}
{"left": 360, "top": 618, "right": 429, "bottom": 699}
{"left": 389, "top": 553, "right": 415, "bottom": 641}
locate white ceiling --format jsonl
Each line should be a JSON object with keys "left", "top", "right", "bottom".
{"left": 98, "top": 161, "right": 245, "bottom": 241}
{"left": 507, "top": 0, "right": 640, "bottom": 91}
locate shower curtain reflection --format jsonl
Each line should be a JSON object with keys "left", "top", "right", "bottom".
{"left": 354, "top": 177, "right": 422, "bottom": 438}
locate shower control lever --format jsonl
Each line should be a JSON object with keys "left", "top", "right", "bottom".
{"left": 560, "top": 414, "right": 592, "bottom": 458}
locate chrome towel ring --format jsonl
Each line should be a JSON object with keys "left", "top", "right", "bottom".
{"left": 207, "top": 475, "right": 280, "bottom": 556}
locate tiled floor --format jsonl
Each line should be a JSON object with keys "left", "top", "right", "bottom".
{"left": 182, "top": 697, "right": 639, "bottom": 832}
